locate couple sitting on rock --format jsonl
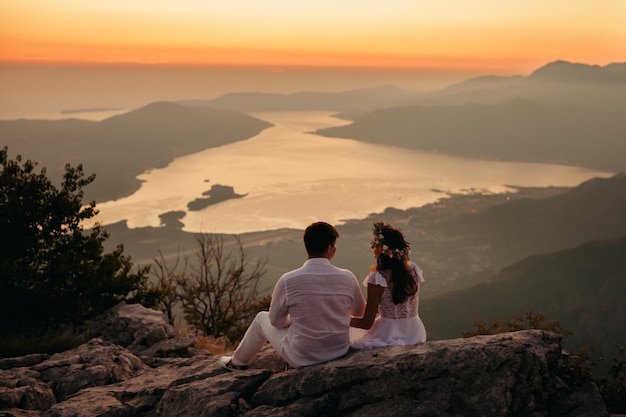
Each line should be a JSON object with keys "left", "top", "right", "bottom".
{"left": 220, "top": 221, "right": 426, "bottom": 371}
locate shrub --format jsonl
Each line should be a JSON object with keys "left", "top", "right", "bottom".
{"left": 0, "top": 147, "right": 152, "bottom": 352}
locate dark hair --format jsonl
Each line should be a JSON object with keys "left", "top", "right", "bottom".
{"left": 374, "top": 224, "right": 417, "bottom": 304}
{"left": 303, "top": 222, "right": 339, "bottom": 257}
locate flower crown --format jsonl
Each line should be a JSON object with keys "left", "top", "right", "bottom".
{"left": 371, "top": 221, "right": 410, "bottom": 259}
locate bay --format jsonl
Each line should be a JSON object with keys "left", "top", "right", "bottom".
{"left": 92, "top": 111, "right": 613, "bottom": 234}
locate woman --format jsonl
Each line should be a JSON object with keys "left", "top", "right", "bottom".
{"left": 350, "top": 221, "right": 426, "bottom": 349}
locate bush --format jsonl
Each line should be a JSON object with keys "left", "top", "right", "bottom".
{"left": 0, "top": 147, "right": 152, "bottom": 347}
{"left": 152, "top": 232, "right": 270, "bottom": 343}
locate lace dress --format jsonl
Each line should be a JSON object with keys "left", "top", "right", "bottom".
{"left": 350, "top": 262, "right": 426, "bottom": 349}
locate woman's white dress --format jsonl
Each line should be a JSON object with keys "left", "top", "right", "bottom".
{"left": 350, "top": 262, "right": 426, "bottom": 349}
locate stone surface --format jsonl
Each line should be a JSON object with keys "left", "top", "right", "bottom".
{"left": 137, "top": 335, "right": 198, "bottom": 358}
{"left": 0, "top": 329, "right": 610, "bottom": 417}
{"left": 0, "top": 367, "right": 55, "bottom": 412}
{"left": 30, "top": 338, "right": 146, "bottom": 402}
{"left": 79, "top": 302, "right": 177, "bottom": 355}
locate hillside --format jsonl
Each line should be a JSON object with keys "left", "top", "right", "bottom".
{"left": 1, "top": 102, "right": 272, "bottom": 202}
{"left": 439, "top": 174, "right": 626, "bottom": 261}
{"left": 420, "top": 236, "right": 626, "bottom": 371}
{"left": 315, "top": 98, "right": 626, "bottom": 173}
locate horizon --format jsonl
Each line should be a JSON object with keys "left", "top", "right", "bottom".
{"left": 2, "top": 1, "right": 624, "bottom": 73}
{"left": 2, "top": 58, "right": 623, "bottom": 121}
{"left": 2, "top": 1, "right": 625, "bottom": 119}
{"left": 0, "top": 62, "right": 521, "bottom": 120}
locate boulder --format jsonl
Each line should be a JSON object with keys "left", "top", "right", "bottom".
{"left": 0, "top": 367, "right": 55, "bottom": 412}
{"left": 137, "top": 335, "right": 198, "bottom": 358}
{"left": 1, "top": 329, "right": 608, "bottom": 417}
{"left": 79, "top": 303, "right": 177, "bottom": 354}
{"left": 31, "top": 338, "right": 147, "bottom": 402}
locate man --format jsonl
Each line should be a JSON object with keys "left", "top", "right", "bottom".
{"left": 220, "top": 221, "right": 366, "bottom": 369}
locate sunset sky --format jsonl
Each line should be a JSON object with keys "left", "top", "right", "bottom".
{"left": 1, "top": 0, "right": 624, "bottom": 73}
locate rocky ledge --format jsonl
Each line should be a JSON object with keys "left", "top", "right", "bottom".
{"left": 0, "top": 305, "right": 609, "bottom": 416}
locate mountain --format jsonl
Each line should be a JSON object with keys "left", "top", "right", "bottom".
{"left": 184, "top": 61, "right": 626, "bottom": 118}
{"left": 315, "top": 98, "right": 626, "bottom": 173}
{"left": 0, "top": 118, "right": 95, "bottom": 141}
{"left": 528, "top": 60, "right": 626, "bottom": 83}
{"left": 439, "top": 174, "right": 626, "bottom": 261}
{"left": 438, "top": 75, "right": 524, "bottom": 94}
{"left": 178, "top": 85, "right": 416, "bottom": 113}
{"left": 330, "top": 60, "right": 626, "bottom": 120}
{"left": 1, "top": 102, "right": 272, "bottom": 202}
{"left": 426, "top": 60, "right": 626, "bottom": 112}
{"left": 420, "top": 236, "right": 626, "bottom": 372}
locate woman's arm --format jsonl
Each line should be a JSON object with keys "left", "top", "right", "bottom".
{"left": 350, "top": 284, "right": 384, "bottom": 329}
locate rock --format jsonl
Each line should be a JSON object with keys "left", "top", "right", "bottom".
{"left": 1, "top": 329, "right": 611, "bottom": 416}
{"left": 137, "top": 335, "right": 198, "bottom": 358}
{"left": 0, "top": 354, "right": 49, "bottom": 371}
{"left": 43, "top": 355, "right": 229, "bottom": 417}
{"left": 156, "top": 370, "right": 270, "bottom": 417}
{"left": 248, "top": 330, "right": 608, "bottom": 416}
{"left": 31, "top": 338, "right": 146, "bottom": 401}
{"left": 0, "top": 409, "right": 44, "bottom": 417}
{"left": 0, "top": 367, "right": 55, "bottom": 412}
{"left": 79, "top": 303, "right": 176, "bottom": 354}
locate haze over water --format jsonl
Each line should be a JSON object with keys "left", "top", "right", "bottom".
{"left": 0, "top": 65, "right": 468, "bottom": 120}
{"left": 92, "top": 111, "right": 614, "bottom": 235}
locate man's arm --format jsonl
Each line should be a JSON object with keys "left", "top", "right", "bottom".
{"left": 268, "top": 276, "right": 291, "bottom": 328}
{"left": 350, "top": 284, "right": 383, "bottom": 329}
{"left": 350, "top": 275, "right": 366, "bottom": 317}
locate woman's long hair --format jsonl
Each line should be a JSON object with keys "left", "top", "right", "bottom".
{"left": 373, "top": 224, "right": 417, "bottom": 304}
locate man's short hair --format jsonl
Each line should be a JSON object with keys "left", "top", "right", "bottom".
{"left": 303, "top": 222, "right": 339, "bottom": 257}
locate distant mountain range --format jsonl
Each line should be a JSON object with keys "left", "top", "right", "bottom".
{"left": 197, "top": 60, "right": 626, "bottom": 174}
{"left": 1, "top": 102, "right": 272, "bottom": 202}
{"left": 3, "top": 60, "right": 625, "bottom": 202}
{"left": 178, "top": 84, "right": 414, "bottom": 113}
{"left": 181, "top": 60, "right": 626, "bottom": 115}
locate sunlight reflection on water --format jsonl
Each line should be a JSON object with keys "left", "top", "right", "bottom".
{"left": 92, "top": 111, "right": 614, "bottom": 234}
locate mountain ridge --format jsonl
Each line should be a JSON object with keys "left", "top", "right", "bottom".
{"left": 175, "top": 60, "right": 626, "bottom": 115}
{"left": 1, "top": 102, "right": 272, "bottom": 202}
{"left": 315, "top": 97, "right": 626, "bottom": 172}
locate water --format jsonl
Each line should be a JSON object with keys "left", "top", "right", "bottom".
{"left": 91, "top": 111, "right": 614, "bottom": 234}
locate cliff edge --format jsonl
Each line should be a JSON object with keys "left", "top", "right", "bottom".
{"left": 1, "top": 326, "right": 608, "bottom": 416}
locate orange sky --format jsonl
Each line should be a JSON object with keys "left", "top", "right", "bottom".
{"left": 1, "top": 1, "right": 625, "bottom": 73}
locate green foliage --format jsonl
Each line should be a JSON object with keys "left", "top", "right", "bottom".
{"left": 150, "top": 232, "right": 270, "bottom": 343}
{"left": 598, "top": 344, "right": 626, "bottom": 413}
{"left": 0, "top": 147, "right": 151, "bottom": 340}
{"left": 462, "top": 311, "right": 572, "bottom": 338}
{"left": 0, "top": 326, "right": 86, "bottom": 358}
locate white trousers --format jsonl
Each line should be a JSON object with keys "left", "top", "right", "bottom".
{"left": 231, "top": 311, "right": 289, "bottom": 366}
